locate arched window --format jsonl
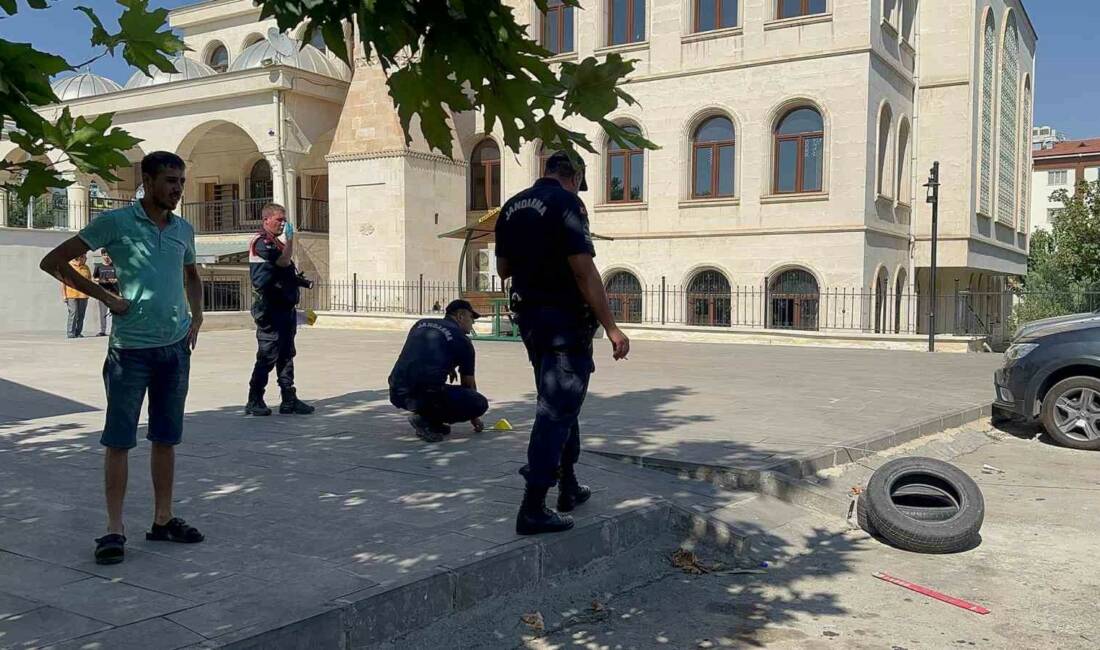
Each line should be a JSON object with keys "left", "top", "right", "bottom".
{"left": 609, "top": 0, "right": 646, "bottom": 46}
{"left": 249, "top": 159, "right": 272, "bottom": 199}
{"left": 243, "top": 33, "right": 264, "bottom": 49}
{"left": 607, "top": 125, "right": 644, "bottom": 203}
{"left": 896, "top": 119, "right": 911, "bottom": 204}
{"left": 873, "top": 267, "right": 889, "bottom": 333}
{"left": 778, "top": 0, "right": 827, "bottom": 20}
{"left": 883, "top": 0, "right": 898, "bottom": 28}
{"left": 978, "top": 13, "right": 996, "bottom": 216}
{"left": 876, "top": 104, "right": 893, "bottom": 198}
{"left": 470, "top": 139, "right": 501, "bottom": 210}
{"left": 687, "top": 270, "right": 731, "bottom": 327}
{"left": 997, "top": 13, "right": 1020, "bottom": 225}
{"left": 1019, "top": 77, "right": 1032, "bottom": 230}
{"left": 543, "top": 1, "right": 575, "bottom": 54}
{"left": 894, "top": 268, "right": 908, "bottom": 334}
{"left": 605, "top": 271, "right": 643, "bottom": 323}
{"left": 692, "top": 116, "right": 736, "bottom": 198}
{"left": 900, "top": 0, "right": 916, "bottom": 42}
{"left": 207, "top": 43, "right": 229, "bottom": 73}
{"left": 769, "top": 269, "right": 819, "bottom": 331}
{"left": 695, "top": 0, "right": 738, "bottom": 32}
{"left": 774, "top": 107, "right": 824, "bottom": 194}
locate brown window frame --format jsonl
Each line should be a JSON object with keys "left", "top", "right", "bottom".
{"left": 542, "top": 1, "right": 574, "bottom": 54}
{"left": 469, "top": 140, "right": 501, "bottom": 211}
{"left": 694, "top": 0, "right": 738, "bottom": 33}
{"left": 773, "top": 113, "right": 824, "bottom": 195}
{"left": 692, "top": 119, "right": 736, "bottom": 199}
{"left": 609, "top": 0, "right": 645, "bottom": 46}
{"left": 606, "top": 139, "right": 644, "bottom": 204}
{"left": 777, "top": 0, "right": 826, "bottom": 20}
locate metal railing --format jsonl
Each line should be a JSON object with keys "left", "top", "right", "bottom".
{"left": 299, "top": 279, "right": 463, "bottom": 315}
{"left": 3, "top": 191, "right": 69, "bottom": 229}
{"left": 297, "top": 197, "right": 329, "bottom": 233}
{"left": 192, "top": 277, "right": 1100, "bottom": 348}
{"left": 179, "top": 198, "right": 269, "bottom": 235}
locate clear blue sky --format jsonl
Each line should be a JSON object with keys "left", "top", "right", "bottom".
{"left": 1, "top": 0, "right": 1096, "bottom": 138}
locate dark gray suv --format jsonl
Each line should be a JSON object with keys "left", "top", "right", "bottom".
{"left": 995, "top": 318, "right": 1100, "bottom": 450}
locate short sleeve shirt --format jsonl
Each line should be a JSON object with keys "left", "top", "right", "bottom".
{"left": 494, "top": 178, "right": 595, "bottom": 312}
{"left": 78, "top": 201, "right": 196, "bottom": 349}
{"left": 388, "top": 318, "right": 476, "bottom": 391}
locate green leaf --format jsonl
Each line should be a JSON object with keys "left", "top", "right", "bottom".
{"left": 75, "top": 6, "right": 122, "bottom": 52}
{"left": 1, "top": 0, "right": 18, "bottom": 16}
{"left": 254, "top": 0, "right": 652, "bottom": 158}
{"left": 116, "top": 0, "right": 186, "bottom": 73}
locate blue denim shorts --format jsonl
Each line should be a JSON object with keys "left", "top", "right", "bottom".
{"left": 101, "top": 338, "right": 191, "bottom": 449}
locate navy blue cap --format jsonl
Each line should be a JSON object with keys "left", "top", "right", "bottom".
{"left": 446, "top": 299, "right": 482, "bottom": 319}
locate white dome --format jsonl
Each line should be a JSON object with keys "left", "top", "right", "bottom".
{"left": 51, "top": 73, "right": 123, "bottom": 101}
{"left": 125, "top": 56, "right": 216, "bottom": 89}
{"left": 229, "top": 39, "right": 349, "bottom": 80}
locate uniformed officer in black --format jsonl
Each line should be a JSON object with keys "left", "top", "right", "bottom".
{"left": 388, "top": 300, "right": 489, "bottom": 442}
{"left": 495, "top": 151, "right": 631, "bottom": 535}
{"left": 245, "top": 203, "right": 314, "bottom": 416}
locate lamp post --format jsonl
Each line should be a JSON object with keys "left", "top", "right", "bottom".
{"left": 924, "top": 162, "right": 940, "bottom": 352}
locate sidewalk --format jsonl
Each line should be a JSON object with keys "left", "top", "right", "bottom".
{"left": 0, "top": 329, "right": 999, "bottom": 647}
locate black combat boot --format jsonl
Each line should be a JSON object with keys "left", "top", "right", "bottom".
{"left": 556, "top": 464, "right": 592, "bottom": 513}
{"left": 244, "top": 392, "right": 272, "bottom": 416}
{"left": 516, "top": 484, "right": 574, "bottom": 535}
{"left": 279, "top": 388, "right": 315, "bottom": 415}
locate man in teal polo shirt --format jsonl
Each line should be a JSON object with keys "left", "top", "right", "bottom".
{"left": 40, "top": 151, "right": 206, "bottom": 565}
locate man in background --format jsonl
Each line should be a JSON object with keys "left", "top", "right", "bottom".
{"left": 63, "top": 253, "right": 92, "bottom": 338}
{"left": 92, "top": 250, "right": 119, "bottom": 337}
{"left": 245, "top": 203, "right": 314, "bottom": 416}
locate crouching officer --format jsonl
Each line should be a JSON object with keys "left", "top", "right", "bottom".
{"left": 389, "top": 300, "right": 488, "bottom": 442}
{"left": 495, "top": 151, "right": 630, "bottom": 536}
{"left": 245, "top": 203, "right": 314, "bottom": 416}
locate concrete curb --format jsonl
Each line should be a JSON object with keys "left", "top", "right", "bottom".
{"left": 188, "top": 501, "right": 727, "bottom": 649}
{"left": 588, "top": 402, "right": 994, "bottom": 516}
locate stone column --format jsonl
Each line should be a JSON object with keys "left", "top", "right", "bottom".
{"left": 267, "top": 152, "right": 301, "bottom": 226}
{"left": 0, "top": 188, "right": 8, "bottom": 227}
{"left": 284, "top": 166, "right": 299, "bottom": 227}
{"left": 267, "top": 153, "right": 285, "bottom": 211}
{"left": 66, "top": 180, "right": 89, "bottom": 231}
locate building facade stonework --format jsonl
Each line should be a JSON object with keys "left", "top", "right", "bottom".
{"left": 1, "top": 0, "right": 1036, "bottom": 332}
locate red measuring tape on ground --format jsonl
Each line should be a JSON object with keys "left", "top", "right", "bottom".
{"left": 873, "top": 572, "right": 991, "bottom": 615}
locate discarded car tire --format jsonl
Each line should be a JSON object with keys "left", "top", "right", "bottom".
{"left": 856, "top": 490, "right": 957, "bottom": 536}
{"left": 863, "top": 457, "right": 984, "bottom": 554}
{"left": 1039, "top": 376, "right": 1100, "bottom": 451}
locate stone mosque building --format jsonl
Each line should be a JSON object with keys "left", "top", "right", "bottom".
{"left": 1, "top": 0, "right": 1036, "bottom": 334}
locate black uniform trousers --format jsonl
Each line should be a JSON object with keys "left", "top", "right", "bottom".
{"left": 390, "top": 385, "right": 489, "bottom": 427}
{"left": 249, "top": 309, "right": 297, "bottom": 397}
{"left": 516, "top": 307, "right": 595, "bottom": 488}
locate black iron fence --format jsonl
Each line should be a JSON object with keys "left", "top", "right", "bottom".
{"left": 195, "top": 277, "right": 1100, "bottom": 348}
{"left": 3, "top": 191, "right": 70, "bottom": 229}
{"left": 199, "top": 276, "right": 464, "bottom": 316}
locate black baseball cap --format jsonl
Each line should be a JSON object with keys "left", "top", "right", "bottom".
{"left": 445, "top": 299, "right": 482, "bottom": 319}
{"left": 544, "top": 151, "right": 588, "bottom": 192}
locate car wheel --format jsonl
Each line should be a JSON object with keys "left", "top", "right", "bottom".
{"left": 863, "top": 457, "right": 984, "bottom": 554}
{"left": 1040, "top": 376, "right": 1100, "bottom": 451}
